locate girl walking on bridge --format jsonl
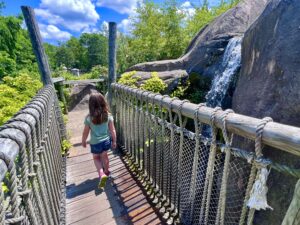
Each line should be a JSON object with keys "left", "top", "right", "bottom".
{"left": 81, "top": 92, "right": 117, "bottom": 189}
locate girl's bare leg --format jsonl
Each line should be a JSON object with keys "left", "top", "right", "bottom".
{"left": 100, "top": 151, "right": 110, "bottom": 175}
{"left": 93, "top": 154, "right": 105, "bottom": 177}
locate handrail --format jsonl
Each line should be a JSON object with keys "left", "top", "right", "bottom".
{"left": 112, "top": 83, "right": 300, "bottom": 225}
{"left": 52, "top": 77, "right": 65, "bottom": 84}
{"left": 51, "top": 77, "right": 105, "bottom": 85}
{"left": 0, "top": 85, "right": 66, "bottom": 225}
{"left": 63, "top": 78, "right": 105, "bottom": 85}
{"left": 112, "top": 83, "right": 300, "bottom": 156}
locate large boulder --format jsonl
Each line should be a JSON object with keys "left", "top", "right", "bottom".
{"left": 232, "top": 0, "right": 300, "bottom": 224}
{"left": 68, "top": 84, "right": 98, "bottom": 111}
{"left": 129, "top": 0, "right": 268, "bottom": 79}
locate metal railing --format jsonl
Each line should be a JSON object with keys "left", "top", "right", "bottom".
{"left": 0, "top": 85, "right": 66, "bottom": 225}
{"left": 112, "top": 83, "right": 300, "bottom": 225}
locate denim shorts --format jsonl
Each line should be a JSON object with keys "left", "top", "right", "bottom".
{"left": 90, "top": 138, "right": 111, "bottom": 154}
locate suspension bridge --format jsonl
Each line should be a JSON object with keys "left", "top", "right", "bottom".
{"left": 0, "top": 6, "right": 300, "bottom": 225}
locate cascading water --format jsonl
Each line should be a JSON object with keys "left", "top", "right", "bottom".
{"left": 205, "top": 36, "right": 242, "bottom": 108}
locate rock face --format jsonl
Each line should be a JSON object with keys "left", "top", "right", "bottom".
{"left": 232, "top": 0, "right": 300, "bottom": 224}
{"left": 68, "top": 84, "right": 99, "bottom": 111}
{"left": 128, "top": 0, "right": 268, "bottom": 80}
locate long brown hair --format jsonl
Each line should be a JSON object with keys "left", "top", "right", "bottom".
{"left": 89, "top": 92, "right": 109, "bottom": 124}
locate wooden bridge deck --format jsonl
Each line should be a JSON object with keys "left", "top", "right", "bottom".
{"left": 66, "top": 109, "right": 163, "bottom": 225}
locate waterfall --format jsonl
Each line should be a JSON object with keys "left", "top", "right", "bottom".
{"left": 205, "top": 36, "right": 242, "bottom": 108}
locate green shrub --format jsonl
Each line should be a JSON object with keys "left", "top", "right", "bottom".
{"left": 0, "top": 73, "right": 42, "bottom": 125}
{"left": 140, "top": 72, "right": 166, "bottom": 93}
{"left": 81, "top": 65, "right": 108, "bottom": 79}
{"left": 61, "top": 139, "right": 72, "bottom": 156}
{"left": 171, "top": 80, "right": 190, "bottom": 98}
{"left": 0, "top": 51, "right": 17, "bottom": 79}
{"left": 118, "top": 71, "right": 140, "bottom": 88}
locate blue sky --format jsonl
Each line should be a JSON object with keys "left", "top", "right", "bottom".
{"left": 3, "top": 0, "right": 221, "bottom": 44}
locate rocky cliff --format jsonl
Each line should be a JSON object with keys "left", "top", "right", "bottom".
{"left": 232, "top": 0, "right": 300, "bottom": 224}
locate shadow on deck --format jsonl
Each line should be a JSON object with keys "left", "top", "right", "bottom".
{"left": 66, "top": 109, "right": 163, "bottom": 225}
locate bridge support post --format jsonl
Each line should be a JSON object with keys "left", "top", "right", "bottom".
{"left": 22, "top": 6, "right": 67, "bottom": 140}
{"left": 21, "top": 6, "right": 53, "bottom": 86}
{"left": 108, "top": 22, "right": 117, "bottom": 110}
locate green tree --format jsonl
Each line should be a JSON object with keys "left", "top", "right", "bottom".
{"left": 66, "top": 37, "right": 87, "bottom": 69}
{"left": 117, "top": 33, "right": 130, "bottom": 74}
{"left": 80, "top": 33, "right": 108, "bottom": 70}
{"left": 0, "top": 51, "right": 16, "bottom": 78}
{"left": 15, "top": 29, "right": 37, "bottom": 72}
{"left": 0, "top": 14, "right": 37, "bottom": 78}
{"left": 161, "top": 0, "right": 187, "bottom": 59}
{"left": 130, "top": 1, "right": 164, "bottom": 63}
{"left": 44, "top": 43, "right": 57, "bottom": 69}
{"left": 0, "top": 16, "right": 22, "bottom": 59}
{"left": 54, "top": 43, "right": 75, "bottom": 68}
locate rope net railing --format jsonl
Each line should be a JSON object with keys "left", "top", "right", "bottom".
{"left": 0, "top": 85, "right": 67, "bottom": 225}
{"left": 112, "top": 83, "right": 300, "bottom": 225}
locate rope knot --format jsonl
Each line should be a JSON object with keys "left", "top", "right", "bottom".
{"left": 247, "top": 167, "right": 273, "bottom": 210}
{"left": 221, "top": 109, "right": 234, "bottom": 146}
{"left": 247, "top": 116, "right": 273, "bottom": 211}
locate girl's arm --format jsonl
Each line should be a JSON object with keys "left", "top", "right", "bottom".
{"left": 82, "top": 125, "right": 90, "bottom": 148}
{"left": 108, "top": 121, "right": 117, "bottom": 149}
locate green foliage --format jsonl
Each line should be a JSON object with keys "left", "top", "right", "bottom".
{"left": 0, "top": 73, "right": 42, "bottom": 125}
{"left": 171, "top": 81, "right": 190, "bottom": 98}
{"left": 116, "top": 0, "right": 238, "bottom": 74}
{"left": 59, "top": 101, "right": 66, "bottom": 115}
{"left": 52, "top": 65, "right": 108, "bottom": 81}
{"left": 0, "top": 15, "right": 38, "bottom": 78}
{"left": 118, "top": 71, "right": 166, "bottom": 94}
{"left": 0, "top": 51, "right": 16, "bottom": 78}
{"left": 61, "top": 139, "right": 72, "bottom": 155}
{"left": 118, "top": 71, "right": 140, "bottom": 88}
{"left": 140, "top": 72, "right": 166, "bottom": 93}
{"left": 79, "top": 33, "right": 108, "bottom": 70}
{"left": 174, "top": 73, "right": 211, "bottom": 103}
{"left": 63, "top": 115, "right": 68, "bottom": 125}
{"left": 80, "top": 65, "right": 108, "bottom": 80}
{"left": 1, "top": 182, "right": 8, "bottom": 193}
{"left": 44, "top": 33, "right": 108, "bottom": 72}
{"left": 119, "top": 0, "right": 187, "bottom": 70}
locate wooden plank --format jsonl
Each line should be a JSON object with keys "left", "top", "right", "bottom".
{"left": 63, "top": 79, "right": 105, "bottom": 85}
{"left": 66, "top": 108, "right": 164, "bottom": 225}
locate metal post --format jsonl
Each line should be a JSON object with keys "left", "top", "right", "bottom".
{"left": 108, "top": 22, "right": 117, "bottom": 109}
{"left": 21, "top": 6, "right": 53, "bottom": 86}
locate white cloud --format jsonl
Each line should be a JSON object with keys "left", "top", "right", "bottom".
{"left": 101, "top": 21, "right": 109, "bottom": 31}
{"left": 39, "top": 23, "right": 72, "bottom": 41}
{"left": 178, "top": 1, "right": 196, "bottom": 19}
{"left": 96, "top": 0, "right": 141, "bottom": 14}
{"left": 35, "top": 0, "right": 100, "bottom": 32}
{"left": 118, "top": 19, "right": 132, "bottom": 35}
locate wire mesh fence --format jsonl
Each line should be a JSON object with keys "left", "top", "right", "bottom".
{"left": 0, "top": 85, "right": 66, "bottom": 225}
{"left": 113, "top": 83, "right": 300, "bottom": 225}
